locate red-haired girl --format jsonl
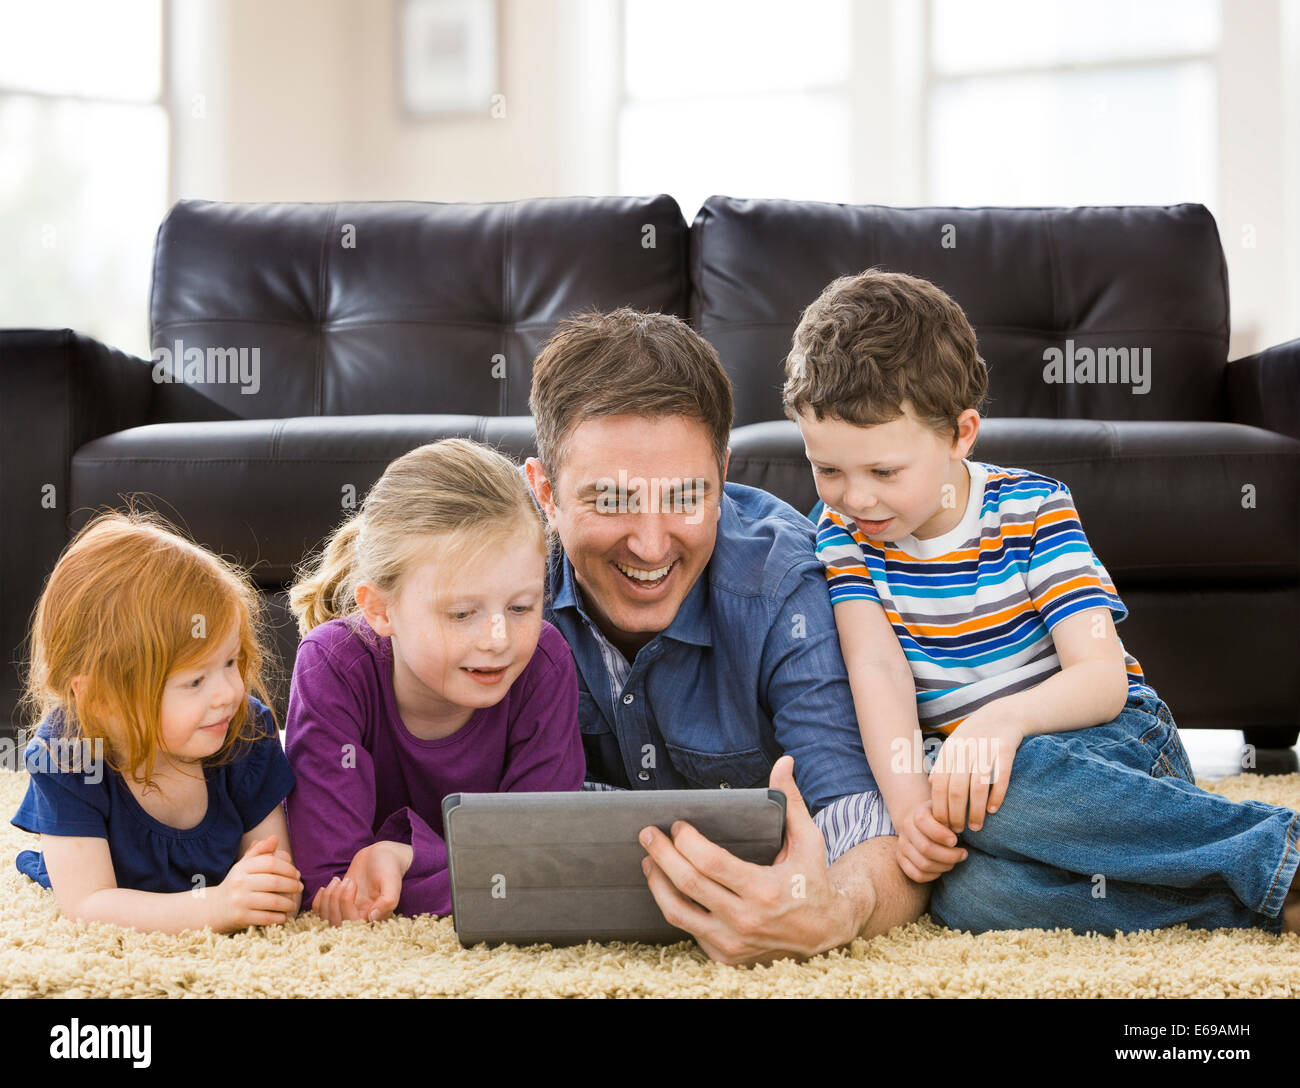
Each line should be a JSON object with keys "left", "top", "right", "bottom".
{"left": 10, "top": 512, "right": 302, "bottom": 933}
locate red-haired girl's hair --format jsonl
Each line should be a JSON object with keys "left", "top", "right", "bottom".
{"left": 22, "top": 509, "right": 279, "bottom": 789}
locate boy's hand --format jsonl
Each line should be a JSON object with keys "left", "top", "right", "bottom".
{"left": 929, "top": 710, "right": 1025, "bottom": 834}
{"left": 895, "top": 800, "right": 968, "bottom": 883}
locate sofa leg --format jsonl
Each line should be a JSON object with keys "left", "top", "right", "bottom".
{"left": 1242, "top": 726, "right": 1300, "bottom": 751}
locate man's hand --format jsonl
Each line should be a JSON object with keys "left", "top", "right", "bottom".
{"left": 894, "top": 799, "right": 967, "bottom": 883}
{"left": 638, "top": 755, "right": 861, "bottom": 965}
{"left": 929, "top": 708, "right": 1026, "bottom": 835}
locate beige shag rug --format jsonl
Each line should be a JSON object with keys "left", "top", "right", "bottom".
{"left": 2, "top": 768, "right": 1298, "bottom": 998}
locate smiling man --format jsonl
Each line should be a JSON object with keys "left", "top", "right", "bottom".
{"left": 522, "top": 308, "right": 927, "bottom": 965}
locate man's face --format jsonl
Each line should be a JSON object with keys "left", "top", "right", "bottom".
{"left": 796, "top": 402, "right": 978, "bottom": 543}
{"left": 526, "top": 414, "right": 728, "bottom": 658}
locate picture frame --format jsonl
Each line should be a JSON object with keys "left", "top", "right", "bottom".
{"left": 397, "top": 0, "right": 499, "bottom": 117}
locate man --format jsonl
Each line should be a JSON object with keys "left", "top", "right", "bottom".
{"left": 522, "top": 308, "right": 927, "bottom": 965}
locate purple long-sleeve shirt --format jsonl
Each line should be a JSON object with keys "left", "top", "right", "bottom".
{"left": 284, "top": 614, "right": 585, "bottom": 917}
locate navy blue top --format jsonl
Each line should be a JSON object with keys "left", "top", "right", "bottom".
{"left": 543, "top": 480, "right": 880, "bottom": 812}
{"left": 11, "top": 695, "right": 295, "bottom": 894}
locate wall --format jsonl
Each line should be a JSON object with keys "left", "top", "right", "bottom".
{"left": 173, "top": 0, "right": 572, "bottom": 204}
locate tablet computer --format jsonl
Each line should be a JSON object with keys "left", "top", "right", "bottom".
{"left": 442, "top": 788, "right": 786, "bottom": 947}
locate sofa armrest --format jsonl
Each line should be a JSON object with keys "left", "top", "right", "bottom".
{"left": 1227, "top": 337, "right": 1300, "bottom": 442}
{"left": 0, "top": 329, "right": 155, "bottom": 732}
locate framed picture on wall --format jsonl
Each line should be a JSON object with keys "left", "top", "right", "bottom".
{"left": 398, "top": 0, "right": 499, "bottom": 116}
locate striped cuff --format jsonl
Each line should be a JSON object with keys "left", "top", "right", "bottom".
{"left": 814, "top": 790, "right": 896, "bottom": 865}
{"left": 581, "top": 780, "right": 627, "bottom": 792}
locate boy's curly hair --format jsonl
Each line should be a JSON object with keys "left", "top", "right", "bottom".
{"left": 781, "top": 268, "right": 990, "bottom": 441}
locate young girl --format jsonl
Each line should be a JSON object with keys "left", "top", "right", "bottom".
{"left": 10, "top": 512, "right": 302, "bottom": 934}
{"left": 285, "top": 437, "right": 585, "bottom": 925}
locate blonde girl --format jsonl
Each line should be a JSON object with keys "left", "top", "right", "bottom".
{"left": 285, "top": 437, "right": 584, "bottom": 925}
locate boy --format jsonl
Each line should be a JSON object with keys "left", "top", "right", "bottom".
{"left": 784, "top": 268, "right": 1300, "bottom": 936}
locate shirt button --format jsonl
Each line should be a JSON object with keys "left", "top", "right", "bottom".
{"left": 719, "top": 781, "right": 731, "bottom": 789}
{"left": 622, "top": 693, "right": 634, "bottom": 705}
{"left": 637, "top": 770, "right": 650, "bottom": 781}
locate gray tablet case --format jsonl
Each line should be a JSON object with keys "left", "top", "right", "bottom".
{"left": 442, "top": 788, "right": 786, "bottom": 946}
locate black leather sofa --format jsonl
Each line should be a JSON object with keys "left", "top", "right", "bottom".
{"left": 2, "top": 195, "right": 1297, "bottom": 748}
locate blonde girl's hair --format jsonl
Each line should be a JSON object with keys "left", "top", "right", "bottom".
{"left": 21, "top": 509, "right": 279, "bottom": 790}
{"left": 289, "top": 438, "right": 553, "bottom": 637}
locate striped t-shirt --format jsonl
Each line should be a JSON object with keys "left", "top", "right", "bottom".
{"left": 814, "top": 459, "right": 1157, "bottom": 735}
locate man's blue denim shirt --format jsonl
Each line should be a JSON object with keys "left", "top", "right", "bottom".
{"left": 542, "top": 480, "right": 880, "bottom": 816}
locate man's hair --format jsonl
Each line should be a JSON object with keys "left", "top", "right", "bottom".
{"left": 781, "top": 269, "right": 990, "bottom": 440}
{"left": 528, "top": 308, "right": 734, "bottom": 488}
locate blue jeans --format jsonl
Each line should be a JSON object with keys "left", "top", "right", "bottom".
{"left": 927, "top": 691, "right": 1300, "bottom": 936}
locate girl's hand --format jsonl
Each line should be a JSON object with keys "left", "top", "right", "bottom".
{"left": 929, "top": 710, "right": 1025, "bottom": 835}
{"left": 275, "top": 846, "right": 303, "bottom": 916}
{"left": 312, "top": 841, "right": 411, "bottom": 926}
{"left": 210, "top": 834, "right": 303, "bottom": 932}
{"left": 895, "top": 799, "right": 968, "bottom": 884}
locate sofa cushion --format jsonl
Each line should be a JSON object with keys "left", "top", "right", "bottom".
{"left": 148, "top": 196, "right": 689, "bottom": 423}
{"left": 691, "top": 198, "right": 1230, "bottom": 427}
{"left": 71, "top": 416, "right": 540, "bottom": 588}
{"left": 73, "top": 414, "right": 1297, "bottom": 589}
{"left": 726, "top": 418, "right": 1299, "bottom": 584}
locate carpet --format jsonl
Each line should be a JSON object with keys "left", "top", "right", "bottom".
{"left": 2, "top": 768, "right": 1298, "bottom": 998}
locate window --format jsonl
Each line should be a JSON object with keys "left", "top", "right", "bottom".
{"left": 925, "top": 0, "right": 1220, "bottom": 207}
{"left": 0, "top": 0, "right": 169, "bottom": 357}
{"left": 618, "top": 0, "right": 854, "bottom": 222}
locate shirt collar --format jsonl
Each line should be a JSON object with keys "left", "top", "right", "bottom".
{"left": 549, "top": 543, "right": 581, "bottom": 612}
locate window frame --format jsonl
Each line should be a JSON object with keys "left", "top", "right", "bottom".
{"left": 919, "top": 0, "right": 1221, "bottom": 204}
{"left": 614, "top": 0, "right": 856, "bottom": 219}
